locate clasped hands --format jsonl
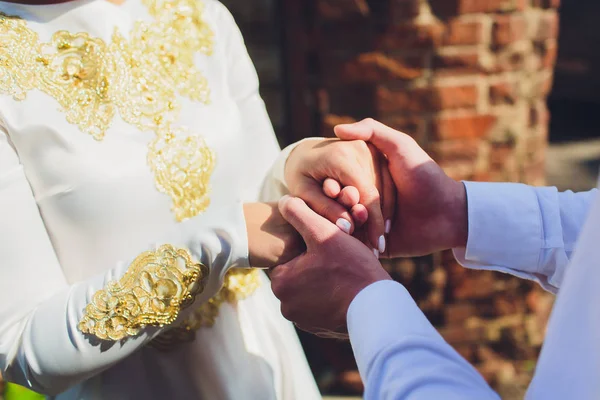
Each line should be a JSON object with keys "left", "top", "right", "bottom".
{"left": 246, "top": 118, "right": 469, "bottom": 336}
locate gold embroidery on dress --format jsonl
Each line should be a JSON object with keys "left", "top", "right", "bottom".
{"left": 79, "top": 245, "right": 209, "bottom": 341}
{"left": 0, "top": 0, "right": 215, "bottom": 221}
{"left": 150, "top": 268, "right": 262, "bottom": 351}
{"left": 0, "top": 1, "right": 261, "bottom": 345}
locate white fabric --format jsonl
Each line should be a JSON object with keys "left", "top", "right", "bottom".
{"left": 0, "top": 1, "right": 319, "bottom": 399}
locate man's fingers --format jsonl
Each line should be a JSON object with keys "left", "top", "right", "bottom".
{"left": 350, "top": 204, "right": 368, "bottom": 227}
{"left": 380, "top": 157, "right": 396, "bottom": 239}
{"left": 335, "top": 119, "right": 434, "bottom": 170}
{"left": 278, "top": 195, "right": 340, "bottom": 246}
{"left": 360, "top": 146, "right": 386, "bottom": 253}
{"left": 323, "top": 178, "right": 341, "bottom": 199}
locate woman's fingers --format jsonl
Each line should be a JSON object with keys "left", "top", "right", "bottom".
{"left": 299, "top": 179, "right": 355, "bottom": 235}
{"left": 322, "top": 178, "right": 341, "bottom": 199}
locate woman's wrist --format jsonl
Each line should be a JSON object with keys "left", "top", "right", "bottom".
{"left": 243, "top": 202, "right": 303, "bottom": 268}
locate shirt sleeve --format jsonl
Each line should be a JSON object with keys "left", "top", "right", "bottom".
{"left": 0, "top": 122, "right": 248, "bottom": 395}
{"left": 525, "top": 184, "right": 600, "bottom": 399}
{"left": 347, "top": 280, "right": 499, "bottom": 400}
{"left": 453, "top": 182, "right": 597, "bottom": 293}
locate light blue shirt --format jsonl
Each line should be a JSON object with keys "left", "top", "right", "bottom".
{"left": 347, "top": 182, "right": 599, "bottom": 399}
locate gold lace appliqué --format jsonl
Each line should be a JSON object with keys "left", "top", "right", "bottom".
{"left": 150, "top": 268, "right": 262, "bottom": 350}
{"left": 0, "top": 0, "right": 215, "bottom": 221}
{"left": 79, "top": 245, "right": 209, "bottom": 341}
{"left": 1, "top": 1, "right": 261, "bottom": 344}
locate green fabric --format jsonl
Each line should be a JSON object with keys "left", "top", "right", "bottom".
{"left": 4, "top": 383, "right": 44, "bottom": 400}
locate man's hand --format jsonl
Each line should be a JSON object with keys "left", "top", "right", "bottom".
{"left": 270, "top": 196, "right": 391, "bottom": 337}
{"left": 284, "top": 138, "right": 395, "bottom": 255}
{"left": 244, "top": 202, "right": 304, "bottom": 268}
{"left": 334, "top": 119, "right": 468, "bottom": 258}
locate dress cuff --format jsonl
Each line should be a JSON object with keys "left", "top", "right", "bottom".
{"left": 347, "top": 280, "right": 442, "bottom": 381}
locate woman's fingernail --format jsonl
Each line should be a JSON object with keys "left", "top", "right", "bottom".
{"left": 385, "top": 219, "right": 392, "bottom": 234}
{"left": 378, "top": 235, "right": 386, "bottom": 253}
{"left": 336, "top": 218, "right": 352, "bottom": 234}
{"left": 373, "top": 248, "right": 380, "bottom": 258}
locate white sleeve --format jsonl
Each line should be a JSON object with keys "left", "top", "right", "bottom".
{"left": 0, "top": 123, "right": 248, "bottom": 395}
{"left": 453, "top": 182, "right": 597, "bottom": 293}
{"left": 216, "top": 3, "right": 281, "bottom": 202}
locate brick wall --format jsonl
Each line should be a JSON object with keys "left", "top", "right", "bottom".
{"left": 223, "top": 0, "right": 559, "bottom": 397}
{"left": 317, "top": 0, "right": 558, "bottom": 185}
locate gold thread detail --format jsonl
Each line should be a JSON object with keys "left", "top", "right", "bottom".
{"left": 79, "top": 245, "right": 209, "bottom": 341}
{"left": 1, "top": 2, "right": 262, "bottom": 344}
{"left": 150, "top": 269, "right": 262, "bottom": 350}
{"left": 0, "top": 0, "right": 215, "bottom": 221}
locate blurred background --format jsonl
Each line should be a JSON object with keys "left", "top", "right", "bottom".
{"left": 3, "top": 0, "right": 600, "bottom": 399}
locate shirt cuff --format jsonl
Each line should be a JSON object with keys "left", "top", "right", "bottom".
{"left": 453, "top": 182, "right": 562, "bottom": 292}
{"left": 347, "top": 280, "right": 442, "bottom": 381}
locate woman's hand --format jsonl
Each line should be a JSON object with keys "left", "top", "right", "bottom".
{"left": 244, "top": 202, "right": 304, "bottom": 268}
{"left": 284, "top": 138, "right": 395, "bottom": 254}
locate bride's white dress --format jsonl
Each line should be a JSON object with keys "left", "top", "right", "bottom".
{"left": 0, "top": 0, "right": 320, "bottom": 398}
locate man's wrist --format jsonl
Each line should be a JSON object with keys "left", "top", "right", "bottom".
{"left": 445, "top": 180, "right": 468, "bottom": 249}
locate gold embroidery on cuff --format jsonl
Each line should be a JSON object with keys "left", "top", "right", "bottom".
{"left": 150, "top": 269, "right": 261, "bottom": 350}
{"left": 79, "top": 245, "right": 209, "bottom": 341}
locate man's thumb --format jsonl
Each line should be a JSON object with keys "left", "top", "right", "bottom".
{"left": 334, "top": 118, "right": 410, "bottom": 157}
{"left": 278, "top": 195, "right": 335, "bottom": 248}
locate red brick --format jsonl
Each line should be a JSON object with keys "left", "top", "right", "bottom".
{"left": 429, "top": 139, "right": 482, "bottom": 164}
{"left": 490, "top": 81, "right": 518, "bottom": 105}
{"left": 454, "top": 345, "right": 476, "bottom": 361}
{"left": 377, "top": 23, "right": 444, "bottom": 49}
{"left": 490, "top": 142, "right": 516, "bottom": 169}
{"left": 529, "top": 104, "right": 550, "bottom": 127}
{"left": 532, "top": 0, "right": 561, "bottom": 9}
{"left": 440, "top": 324, "right": 487, "bottom": 345}
{"left": 378, "top": 116, "right": 423, "bottom": 140}
{"left": 540, "top": 40, "right": 558, "bottom": 68}
{"left": 442, "top": 19, "right": 485, "bottom": 46}
{"left": 431, "top": 114, "right": 497, "bottom": 140}
{"left": 429, "top": 0, "right": 524, "bottom": 16}
{"left": 433, "top": 51, "right": 483, "bottom": 75}
{"left": 376, "top": 84, "right": 478, "bottom": 114}
{"left": 326, "top": 52, "right": 425, "bottom": 84}
{"left": 493, "top": 15, "right": 528, "bottom": 46}
{"left": 439, "top": 161, "right": 477, "bottom": 181}
{"left": 454, "top": 274, "right": 497, "bottom": 300}
{"left": 534, "top": 12, "right": 560, "bottom": 41}
{"left": 493, "top": 47, "right": 527, "bottom": 73}
{"left": 445, "top": 303, "right": 479, "bottom": 324}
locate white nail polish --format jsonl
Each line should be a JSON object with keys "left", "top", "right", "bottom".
{"left": 378, "top": 235, "right": 386, "bottom": 253}
{"left": 336, "top": 218, "right": 352, "bottom": 234}
{"left": 373, "top": 248, "right": 380, "bottom": 258}
{"left": 385, "top": 219, "right": 392, "bottom": 234}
